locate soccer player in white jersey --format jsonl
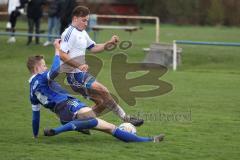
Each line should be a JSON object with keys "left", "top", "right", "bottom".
{"left": 27, "top": 39, "right": 164, "bottom": 142}
{"left": 59, "top": 6, "right": 143, "bottom": 126}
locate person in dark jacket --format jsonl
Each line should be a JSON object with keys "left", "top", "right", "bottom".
{"left": 59, "top": 0, "right": 77, "bottom": 34}
{"left": 26, "top": 0, "right": 46, "bottom": 45}
{"left": 43, "top": 0, "right": 61, "bottom": 46}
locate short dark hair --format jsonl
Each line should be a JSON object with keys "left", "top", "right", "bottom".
{"left": 72, "top": 6, "right": 90, "bottom": 18}
{"left": 26, "top": 55, "right": 44, "bottom": 73}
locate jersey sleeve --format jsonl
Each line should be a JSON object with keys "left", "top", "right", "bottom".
{"left": 86, "top": 32, "right": 96, "bottom": 50}
{"left": 47, "top": 55, "right": 60, "bottom": 80}
{"left": 31, "top": 104, "right": 41, "bottom": 137}
{"left": 60, "top": 28, "right": 76, "bottom": 53}
{"left": 30, "top": 89, "right": 40, "bottom": 106}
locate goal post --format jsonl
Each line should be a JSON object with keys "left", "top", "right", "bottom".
{"left": 95, "top": 14, "right": 160, "bottom": 43}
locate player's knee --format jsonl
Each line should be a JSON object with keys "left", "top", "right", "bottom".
{"left": 92, "top": 82, "right": 110, "bottom": 96}
{"left": 75, "top": 107, "right": 96, "bottom": 119}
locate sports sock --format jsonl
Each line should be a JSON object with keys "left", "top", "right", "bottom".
{"left": 110, "top": 103, "right": 126, "bottom": 120}
{"left": 97, "top": 95, "right": 126, "bottom": 120}
{"left": 112, "top": 128, "right": 153, "bottom": 142}
{"left": 54, "top": 118, "right": 98, "bottom": 135}
{"left": 103, "top": 99, "right": 126, "bottom": 120}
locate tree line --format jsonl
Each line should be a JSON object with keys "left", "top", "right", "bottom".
{"left": 137, "top": 0, "right": 240, "bottom": 26}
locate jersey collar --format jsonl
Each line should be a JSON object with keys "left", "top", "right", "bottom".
{"left": 28, "top": 74, "right": 37, "bottom": 83}
{"left": 70, "top": 24, "right": 83, "bottom": 32}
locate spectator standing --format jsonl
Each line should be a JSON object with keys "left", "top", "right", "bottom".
{"left": 43, "top": 0, "right": 61, "bottom": 47}
{"left": 60, "top": 0, "right": 76, "bottom": 34}
{"left": 26, "top": 0, "right": 46, "bottom": 45}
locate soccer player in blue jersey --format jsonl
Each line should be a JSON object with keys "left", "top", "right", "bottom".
{"left": 26, "top": 39, "right": 164, "bottom": 142}
{"left": 59, "top": 6, "right": 144, "bottom": 127}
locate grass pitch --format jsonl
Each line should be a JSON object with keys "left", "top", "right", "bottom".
{"left": 0, "top": 22, "right": 239, "bottom": 160}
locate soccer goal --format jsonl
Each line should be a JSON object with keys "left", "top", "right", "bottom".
{"left": 89, "top": 14, "right": 160, "bottom": 43}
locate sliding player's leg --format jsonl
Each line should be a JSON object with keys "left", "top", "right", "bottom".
{"left": 45, "top": 102, "right": 97, "bottom": 136}
{"left": 74, "top": 107, "right": 96, "bottom": 119}
{"left": 50, "top": 99, "right": 95, "bottom": 135}
{"left": 44, "top": 118, "right": 97, "bottom": 136}
{"left": 75, "top": 107, "right": 163, "bottom": 142}
{"left": 93, "top": 118, "right": 164, "bottom": 142}
{"left": 45, "top": 102, "right": 163, "bottom": 142}
{"left": 44, "top": 117, "right": 164, "bottom": 143}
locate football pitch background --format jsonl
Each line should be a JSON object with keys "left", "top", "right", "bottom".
{"left": 0, "top": 22, "right": 240, "bottom": 160}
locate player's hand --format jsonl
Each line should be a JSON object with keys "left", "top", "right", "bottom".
{"left": 54, "top": 39, "right": 61, "bottom": 55}
{"left": 79, "top": 64, "right": 88, "bottom": 72}
{"left": 110, "top": 35, "right": 119, "bottom": 44}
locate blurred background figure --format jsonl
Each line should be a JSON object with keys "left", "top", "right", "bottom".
{"left": 60, "top": 0, "right": 76, "bottom": 34}
{"left": 86, "top": 14, "right": 97, "bottom": 32}
{"left": 26, "top": 0, "right": 46, "bottom": 45}
{"left": 43, "top": 0, "right": 61, "bottom": 47}
{"left": 6, "top": 0, "right": 25, "bottom": 43}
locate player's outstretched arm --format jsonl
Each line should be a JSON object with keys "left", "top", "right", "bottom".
{"left": 90, "top": 35, "right": 119, "bottom": 53}
{"left": 59, "top": 50, "right": 88, "bottom": 72}
{"left": 48, "top": 39, "right": 62, "bottom": 80}
{"left": 32, "top": 104, "right": 41, "bottom": 138}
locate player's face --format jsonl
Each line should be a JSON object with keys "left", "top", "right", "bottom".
{"left": 37, "top": 59, "right": 47, "bottom": 72}
{"left": 74, "top": 15, "right": 89, "bottom": 30}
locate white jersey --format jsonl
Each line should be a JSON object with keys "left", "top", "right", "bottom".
{"left": 60, "top": 25, "right": 96, "bottom": 73}
{"left": 8, "top": 0, "right": 20, "bottom": 14}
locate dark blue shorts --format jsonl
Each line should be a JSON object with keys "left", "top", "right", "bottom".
{"left": 54, "top": 98, "right": 86, "bottom": 123}
{"left": 66, "top": 72, "right": 96, "bottom": 97}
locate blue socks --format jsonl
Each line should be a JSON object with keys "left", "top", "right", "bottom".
{"left": 53, "top": 118, "right": 98, "bottom": 135}
{"left": 113, "top": 128, "right": 153, "bottom": 142}
{"left": 52, "top": 119, "right": 153, "bottom": 143}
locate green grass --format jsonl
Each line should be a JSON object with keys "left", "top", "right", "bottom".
{"left": 0, "top": 21, "right": 240, "bottom": 160}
